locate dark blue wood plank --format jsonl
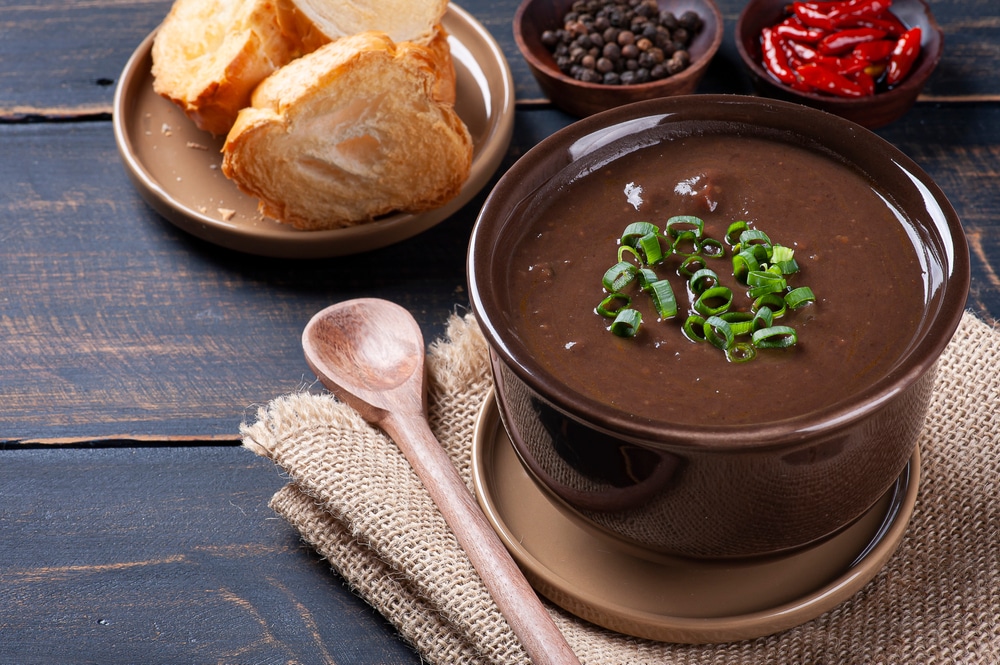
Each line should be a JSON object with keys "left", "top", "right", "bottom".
{"left": 0, "top": 445, "right": 421, "bottom": 664}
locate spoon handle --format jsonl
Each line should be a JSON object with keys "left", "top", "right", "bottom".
{"left": 383, "top": 411, "right": 581, "bottom": 665}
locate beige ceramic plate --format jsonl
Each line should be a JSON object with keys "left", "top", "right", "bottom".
{"left": 112, "top": 5, "right": 514, "bottom": 258}
{"left": 472, "top": 390, "right": 919, "bottom": 644}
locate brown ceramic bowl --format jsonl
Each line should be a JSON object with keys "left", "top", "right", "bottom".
{"left": 514, "top": 0, "right": 723, "bottom": 117}
{"left": 467, "top": 95, "right": 969, "bottom": 559}
{"left": 735, "top": 0, "right": 943, "bottom": 129}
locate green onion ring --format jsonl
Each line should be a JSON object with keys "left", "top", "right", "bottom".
{"left": 671, "top": 230, "right": 701, "bottom": 257}
{"left": 721, "top": 311, "right": 754, "bottom": 336}
{"left": 597, "top": 293, "right": 630, "bottom": 317}
{"left": 739, "top": 229, "right": 772, "bottom": 248}
{"left": 638, "top": 232, "right": 664, "bottom": 264}
{"left": 697, "top": 237, "right": 726, "bottom": 258}
{"left": 726, "top": 342, "right": 757, "bottom": 363}
{"left": 732, "top": 249, "right": 760, "bottom": 284}
{"left": 621, "top": 221, "right": 659, "bottom": 247}
{"left": 682, "top": 315, "right": 707, "bottom": 343}
{"left": 648, "top": 279, "right": 678, "bottom": 319}
{"left": 785, "top": 286, "right": 816, "bottom": 309}
{"left": 724, "top": 221, "right": 748, "bottom": 246}
{"left": 688, "top": 268, "right": 719, "bottom": 296}
{"left": 752, "top": 325, "right": 798, "bottom": 348}
{"left": 751, "top": 306, "right": 774, "bottom": 331}
{"left": 752, "top": 293, "right": 787, "bottom": 318}
{"left": 694, "top": 285, "right": 733, "bottom": 316}
{"left": 665, "top": 215, "right": 704, "bottom": 239}
{"left": 603, "top": 261, "right": 637, "bottom": 291}
{"left": 610, "top": 309, "right": 642, "bottom": 337}
{"left": 704, "top": 316, "right": 735, "bottom": 350}
{"left": 678, "top": 255, "right": 706, "bottom": 278}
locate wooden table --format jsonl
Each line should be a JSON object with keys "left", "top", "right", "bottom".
{"left": 1, "top": 0, "right": 996, "bottom": 661}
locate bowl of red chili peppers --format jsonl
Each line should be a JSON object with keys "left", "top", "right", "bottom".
{"left": 735, "top": 0, "right": 943, "bottom": 128}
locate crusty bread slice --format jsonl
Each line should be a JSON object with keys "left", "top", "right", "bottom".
{"left": 221, "top": 31, "right": 473, "bottom": 230}
{"left": 151, "top": 0, "right": 449, "bottom": 136}
{"left": 151, "top": 0, "right": 300, "bottom": 136}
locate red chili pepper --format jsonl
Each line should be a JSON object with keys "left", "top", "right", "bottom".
{"left": 818, "top": 27, "right": 886, "bottom": 55}
{"left": 796, "top": 62, "right": 868, "bottom": 96}
{"left": 849, "top": 69, "right": 876, "bottom": 96}
{"left": 792, "top": 2, "right": 837, "bottom": 30}
{"left": 761, "top": 27, "right": 801, "bottom": 85}
{"left": 829, "top": 0, "right": 892, "bottom": 26}
{"left": 813, "top": 53, "right": 867, "bottom": 75}
{"left": 850, "top": 13, "right": 906, "bottom": 36}
{"left": 786, "top": 38, "right": 820, "bottom": 62}
{"left": 851, "top": 39, "right": 895, "bottom": 62}
{"left": 886, "top": 26, "right": 922, "bottom": 85}
{"left": 775, "top": 20, "right": 827, "bottom": 43}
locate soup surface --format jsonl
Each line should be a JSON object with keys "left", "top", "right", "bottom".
{"left": 507, "top": 132, "right": 926, "bottom": 426}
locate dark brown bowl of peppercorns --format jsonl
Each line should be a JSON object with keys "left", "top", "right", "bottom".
{"left": 735, "top": 0, "right": 943, "bottom": 128}
{"left": 514, "top": 0, "right": 723, "bottom": 117}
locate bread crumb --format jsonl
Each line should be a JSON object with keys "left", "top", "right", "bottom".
{"left": 186, "top": 141, "right": 209, "bottom": 150}
{"left": 218, "top": 208, "right": 236, "bottom": 221}
{"left": 161, "top": 123, "right": 172, "bottom": 136}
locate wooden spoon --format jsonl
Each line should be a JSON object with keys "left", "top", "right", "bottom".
{"left": 302, "top": 298, "right": 580, "bottom": 665}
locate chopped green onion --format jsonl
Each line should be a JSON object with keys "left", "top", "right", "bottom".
{"left": 621, "top": 221, "right": 659, "bottom": 247}
{"left": 618, "top": 244, "right": 641, "bottom": 264}
{"left": 724, "top": 221, "right": 748, "bottom": 246}
{"left": 752, "top": 325, "right": 798, "bottom": 348}
{"left": 648, "top": 279, "right": 678, "bottom": 319}
{"left": 721, "top": 310, "right": 754, "bottom": 336}
{"left": 665, "top": 215, "right": 704, "bottom": 239}
{"left": 610, "top": 309, "right": 642, "bottom": 337}
{"left": 732, "top": 249, "right": 761, "bottom": 284}
{"left": 771, "top": 245, "right": 795, "bottom": 263}
{"left": 752, "top": 293, "right": 787, "bottom": 318}
{"left": 704, "top": 316, "right": 734, "bottom": 350}
{"left": 726, "top": 342, "right": 757, "bottom": 363}
{"left": 603, "top": 261, "right": 637, "bottom": 292}
{"left": 785, "top": 286, "right": 816, "bottom": 309}
{"left": 697, "top": 237, "right": 726, "bottom": 258}
{"left": 694, "top": 285, "right": 733, "bottom": 316}
{"left": 746, "top": 270, "right": 787, "bottom": 298}
{"left": 678, "top": 255, "right": 706, "bottom": 278}
{"left": 638, "top": 232, "right": 664, "bottom": 264}
{"left": 739, "top": 229, "right": 771, "bottom": 248}
{"left": 682, "top": 315, "right": 707, "bottom": 343}
{"left": 752, "top": 306, "right": 774, "bottom": 331}
{"left": 671, "top": 230, "right": 700, "bottom": 257}
{"left": 688, "top": 268, "right": 719, "bottom": 296}
{"left": 597, "top": 293, "right": 630, "bottom": 317}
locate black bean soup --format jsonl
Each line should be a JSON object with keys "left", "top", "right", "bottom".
{"left": 507, "top": 132, "right": 926, "bottom": 426}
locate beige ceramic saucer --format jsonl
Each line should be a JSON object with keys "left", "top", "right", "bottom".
{"left": 112, "top": 4, "right": 514, "bottom": 258}
{"left": 471, "top": 390, "right": 919, "bottom": 644}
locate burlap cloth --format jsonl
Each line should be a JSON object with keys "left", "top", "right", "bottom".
{"left": 242, "top": 310, "right": 1000, "bottom": 664}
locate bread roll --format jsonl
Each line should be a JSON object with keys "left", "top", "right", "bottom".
{"left": 151, "top": 0, "right": 449, "bottom": 136}
{"left": 221, "top": 31, "right": 473, "bottom": 230}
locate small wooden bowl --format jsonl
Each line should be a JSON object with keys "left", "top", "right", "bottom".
{"left": 735, "top": 0, "right": 943, "bottom": 129}
{"left": 514, "top": 0, "right": 723, "bottom": 117}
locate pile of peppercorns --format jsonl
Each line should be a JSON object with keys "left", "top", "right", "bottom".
{"left": 540, "top": 0, "right": 704, "bottom": 85}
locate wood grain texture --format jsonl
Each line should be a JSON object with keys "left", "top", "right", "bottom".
{"left": 0, "top": 0, "right": 997, "bottom": 661}
{"left": 0, "top": 446, "right": 421, "bottom": 664}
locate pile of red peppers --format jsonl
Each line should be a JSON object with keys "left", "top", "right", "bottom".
{"left": 760, "top": 0, "right": 922, "bottom": 97}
